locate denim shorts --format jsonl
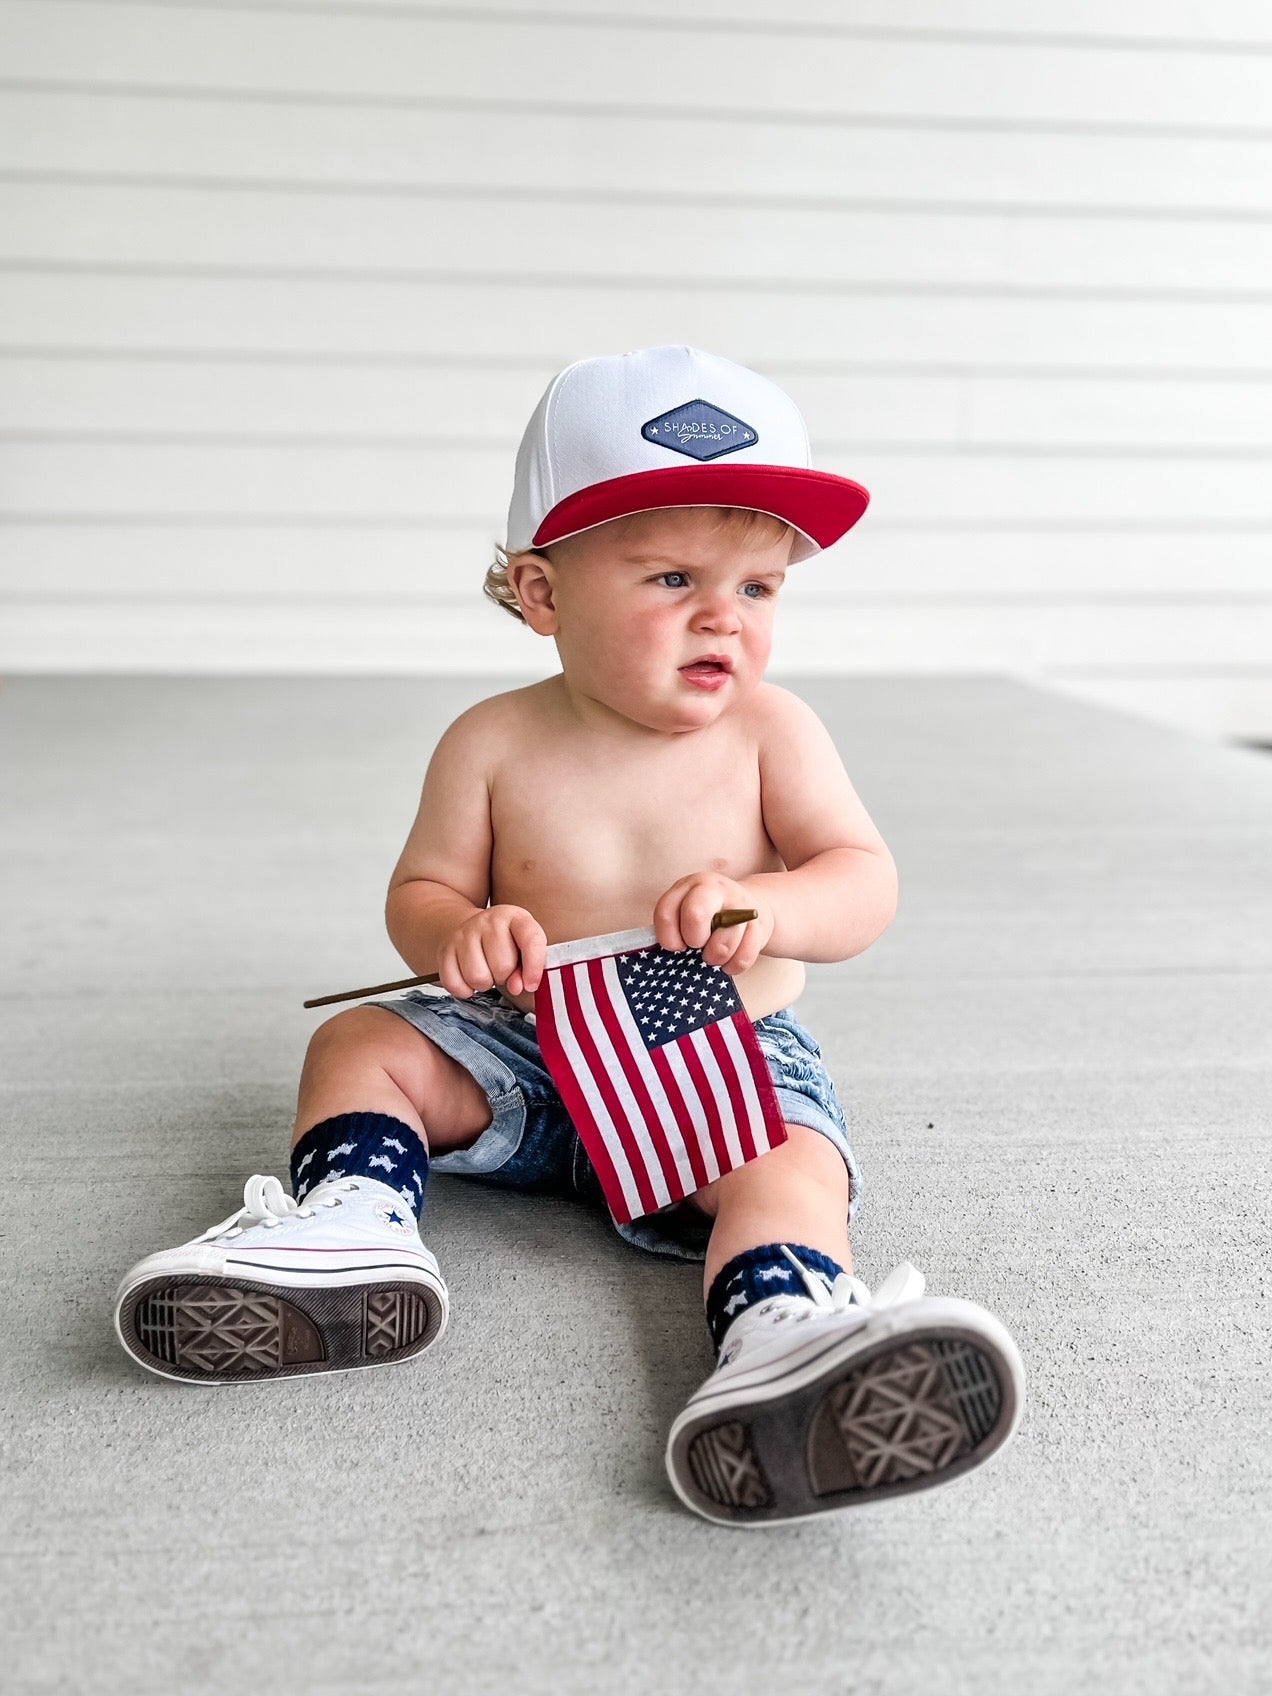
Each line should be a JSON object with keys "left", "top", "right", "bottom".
{"left": 367, "top": 988, "right": 863, "bottom": 1262}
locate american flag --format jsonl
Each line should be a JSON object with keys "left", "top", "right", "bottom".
{"left": 534, "top": 926, "right": 787, "bottom": 1225}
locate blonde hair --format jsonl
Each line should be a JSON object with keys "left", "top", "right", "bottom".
{"left": 483, "top": 506, "right": 796, "bottom": 625}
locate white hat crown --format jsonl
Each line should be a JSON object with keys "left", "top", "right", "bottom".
{"left": 506, "top": 344, "right": 866, "bottom": 563}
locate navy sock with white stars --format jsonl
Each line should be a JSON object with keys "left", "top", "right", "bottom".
{"left": 289, "top": 1111, "right": 429, "bottom": 1220}
{"left": 705, "top": 1242, "right": 847, "bottom": 1355}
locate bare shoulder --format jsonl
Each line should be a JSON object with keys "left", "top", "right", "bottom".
{"left": 747, "top": 682, "right": 889, "bottom": 861}
{"left": 429, "top": 680, "right": 551, "bottom": 762}
{"left": 441, "top": 680, "right": 537, "bottom": 733}
{"left": 745, "top": 680, "right": 831, "bottom": 744}
{"left": 386, "top": 683, "right": 563, "bottom": 906}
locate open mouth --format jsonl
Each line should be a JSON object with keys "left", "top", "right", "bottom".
{"left": 679, "top": 659, "right": 732, "bottom": 688}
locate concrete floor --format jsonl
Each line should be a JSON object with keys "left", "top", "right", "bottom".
{"left": 2, "top": 675, "right": 1269, "bottom": 1695}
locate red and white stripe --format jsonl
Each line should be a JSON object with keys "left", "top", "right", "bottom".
{"left": 536, "top": 950, "right": 786, "bottom": 1225}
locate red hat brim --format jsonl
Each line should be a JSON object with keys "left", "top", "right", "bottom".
{"left": 530, "top": 464, "right": 869, "bottom": 554}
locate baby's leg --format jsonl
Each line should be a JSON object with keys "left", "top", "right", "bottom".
{"left": 686, "top": 1124, "right": 853, "bottom": 1307}
{"left": 293, "top": 1005, "right": 493, "bottom": 1157}
{"left": 667, "top": 1129, "right": 1025, "bottom": 1525}
{"left": 113, "top": 1007, "right": 491, "bottom": 1385}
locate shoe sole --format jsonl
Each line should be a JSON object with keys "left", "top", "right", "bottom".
{"left": 115, "top": 1274, "right": 446, "bottom": 1385}
{"left": 666, "top": 1315, "right": 1023, "bottom": 1527}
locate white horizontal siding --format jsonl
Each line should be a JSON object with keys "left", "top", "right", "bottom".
{"left": 6, "top": 87, "right": 1272, "bottom": 215}
{"left": 3, "top": 272, "right": 1267, "bottom": 367}
{"left": 5, "top": 4, "right": 1271, "bottom": 128}
{"left": 325, "top": 0, "right": 1272, "bottom": 40}
{"left": 9, "top": 181, "right": 1272, "bottom": 293}
{"left": 0, "top": 0, "right": 1269, "bottom": 740}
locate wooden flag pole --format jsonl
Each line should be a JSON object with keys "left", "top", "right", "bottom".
{"left": 302, "top": 908, "right": 760, "bottom": 1009}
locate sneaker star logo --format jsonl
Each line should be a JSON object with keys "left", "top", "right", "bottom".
{"left": 376, "top": 1202, "right": 415, "bottom": 1235}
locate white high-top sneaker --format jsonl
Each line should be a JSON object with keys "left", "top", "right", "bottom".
{"left": 114, "top": 1174, "right": 448, "bottom": 1385}
{"left": 666, "top": 1247, "right": 1025, "bottom": 1527}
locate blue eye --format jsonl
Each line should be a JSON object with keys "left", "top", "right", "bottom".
{"left": 742, "top": 582, "right": 772, "bottom": 599}
{"left": 657, "top": 572, "right": 690, "bottom": 588}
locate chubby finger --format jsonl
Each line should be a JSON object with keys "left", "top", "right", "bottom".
{"left": 652, "top": 886, "right": 690, "bottom": 952}
{"left": 720, "top": 935, "right": 762, "bottom": 977}
{"left": 438, "top": 941, "right": 475, "bottom": 1000}
{"left": 682, "top": 885, "right": 733, "bottom": 951}
{"left": 703, "top": 922, "right": 746, "bottom": 968}
{"left": 482, "top": 927, "right": 522, "bottom": 990}
{"left": 509, "top": 910, "right": 547, "bottom": 992}
{"left": 455, "top": 930, "right": 497, "bottom": 993}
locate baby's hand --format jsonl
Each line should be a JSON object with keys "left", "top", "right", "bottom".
{"left": 652, "top": 874, "right": 775, "bottom": 978}
{"left": 437, "top": 905, "right": 547, "bottom": 1000}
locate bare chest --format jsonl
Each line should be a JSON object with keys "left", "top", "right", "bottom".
{"left": 488, "top": 729, "right": 780, "bottom": 943}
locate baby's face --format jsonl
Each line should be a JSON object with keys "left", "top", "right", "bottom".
{"left": 539, "top": 509, "right": 793, "bottom": 735}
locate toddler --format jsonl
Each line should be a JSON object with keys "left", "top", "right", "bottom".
{"left": 114, "top": 345, "right": 1025, "bottom": 1526}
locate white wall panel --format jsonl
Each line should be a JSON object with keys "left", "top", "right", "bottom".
{"left": 5, "top": 3, "right": 1271, "bottom": 128}
{"left": 1051, "top": 677, "right": 1272, "bottom": 745}
{"left": 326, "top": 0, "right": 1272, "bottom": 39}
{"left": 0, "top": 0, "right": 1269, "bottom": 738}
{"left": 8, "top": 180, "right": 1272, "bottom": 294}
{"left": 2, "top": 272, "right": 1266, "bottom": 369}
{"left": 5, "top": 88, "right": 1270, "bottom": 215}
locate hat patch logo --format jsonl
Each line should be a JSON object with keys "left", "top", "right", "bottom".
{"left": 641, "top": 399, "right": 757, "bottom": 462}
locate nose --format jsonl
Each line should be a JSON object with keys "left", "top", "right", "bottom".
{"left": 691, "top": 590, "right": 743, "bottom": 634}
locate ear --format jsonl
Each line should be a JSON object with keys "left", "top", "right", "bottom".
{"left": 506, "top": 551, "right": 560, "bottom": 636}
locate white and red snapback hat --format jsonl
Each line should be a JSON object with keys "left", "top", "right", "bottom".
{"left": 505, "top": 345, "right": 868, "bottom": 564}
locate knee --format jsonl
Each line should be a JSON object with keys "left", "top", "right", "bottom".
{"left": 302, "top": 1008, "right": 430, "bottom": 1094}
{"left": 687, "top": 1125, "right": 846, "bottom": 1218}
{"left": 301, "top": 1007, "right": 491, "bottom": 1146}
{"left": 776, "top": 1123, "right": 851, "bottom": 1189}
{"left": 303, "top": 1006, "right": 387, "bottom": 1065}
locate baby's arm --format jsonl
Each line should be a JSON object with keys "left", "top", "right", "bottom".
{"left": 654, "top": 686, "right": 897, "bottom": 972}
{"left": 385, "top": 703, "right": 546, "bottom": 999}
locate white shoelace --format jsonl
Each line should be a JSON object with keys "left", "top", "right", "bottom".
{"left": 716, "top": 1253, "right": 928, "bottom": 1366}
{"left": 715, "top": 1252, "right": 930, "bottom": 1371}
{"left": 781, "top": 1245, "right": 926, "bottom": 1314}
{"left": 198, "top": 1174, "right": 345, "bottom": 1243}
